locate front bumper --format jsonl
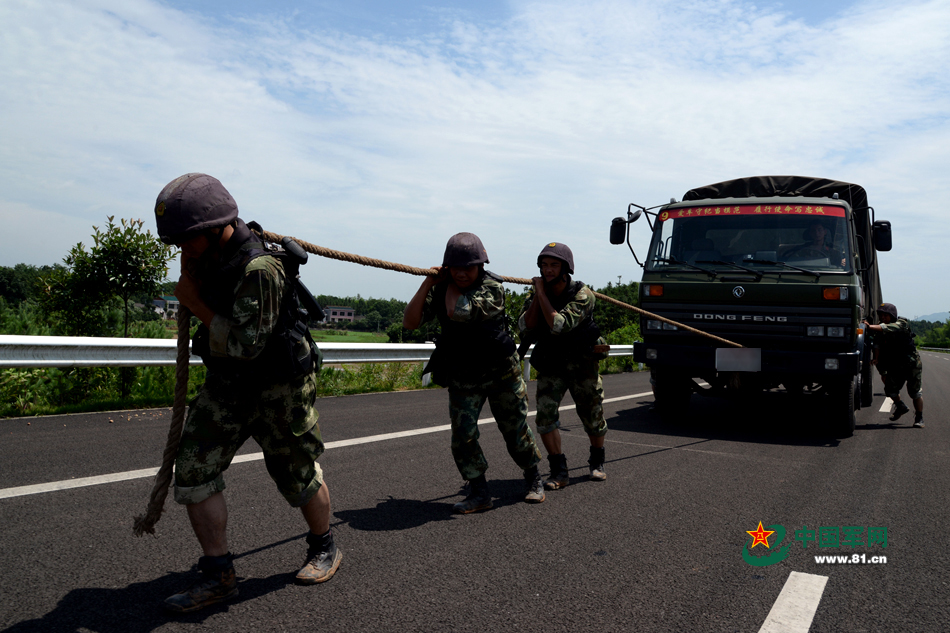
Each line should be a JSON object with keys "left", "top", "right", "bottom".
{"left": 633, "top": 342, "right": 860, "bottom": 376}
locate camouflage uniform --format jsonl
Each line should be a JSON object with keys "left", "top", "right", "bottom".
{"left": 518, "top": 283, "right": 608, "bottom": 438}
{"left": 873, "top": 317, "right": 923, "bottom": 400}
{"left": 421, "top": 274, "right": 541, "bottom": 480}
{"left": 174, "top": 253, "right": 325, "bottom": 508}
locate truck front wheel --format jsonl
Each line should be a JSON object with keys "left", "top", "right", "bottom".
{"left": 860, "top": 361, "right": 873, "bottom": 408}
{"left": 831, "top": 377, "right": 857, "bottom": 438}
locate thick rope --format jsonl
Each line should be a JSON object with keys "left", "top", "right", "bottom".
{"left": 262, "top": 230, "right": 742, "bottom": 348}
{"left": 133, "top": 306, "right": 192, "bottom": 536}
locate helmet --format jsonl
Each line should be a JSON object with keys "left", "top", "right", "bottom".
{"left": 537, "top": 242, "right": 574, "bottom": 275}
{"left": 154, "top": 173, "right": 238, "bottom": 245}
{"left": 442, "top": 232, "right": 489, "bottom": 267}
{"left": 876, "top": 303, "right": 898, "bottom": 320}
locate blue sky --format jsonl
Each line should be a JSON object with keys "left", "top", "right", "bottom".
{"left": 2, "top": 0, "right": 949, "bottom": 318}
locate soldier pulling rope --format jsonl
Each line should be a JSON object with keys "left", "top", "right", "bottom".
{"left": 134, "top": 172, "right": 740, "bottom": 614}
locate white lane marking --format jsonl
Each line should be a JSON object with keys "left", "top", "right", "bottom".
{"left": 879, "top": 397, "right": 893, "bottom": 413}
{"left": 758, "top": 571, "right": 829, "bottom": 633}
{"left": 0, "top": 391, "right": 655, "bottom": 499}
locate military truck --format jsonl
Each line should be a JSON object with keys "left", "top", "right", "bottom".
{"left": 609, "top": 176, "right": 892, "bottom": 436}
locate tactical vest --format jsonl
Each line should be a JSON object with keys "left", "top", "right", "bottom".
{"left": 191, "top": 219, "right": 321, "bottom": 381}
{"left": 528, "top": 280, "right": 602, "bottom": 375}
{"left": 423, "top": 271, "right": 516, "bottom": 385}
{"left": 877, "top": 318, "right": 919, "bottom": 371}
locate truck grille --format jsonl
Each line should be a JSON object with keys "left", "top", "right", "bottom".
{"left": 641, "top": 301, "right": 852, "bottom": 350}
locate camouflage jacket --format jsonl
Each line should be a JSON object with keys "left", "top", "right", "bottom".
{"left": 421, "top": 273, "right": 520, "bottom": 383}
{"left": 518, "top": 282, "right": 596, "bottom": 337}
{"left": 192, "top": 222, "right": 315, "bottom": 382}
{"left": 518, "top": 281, "right": 603, "bottom": 374}
{"left": 873, "top": 317, "right": 919, "bottom": 372}
{"left": 207, "top": 254, "right": 287, "bottom": 361}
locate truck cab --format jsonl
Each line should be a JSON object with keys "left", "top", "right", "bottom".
{"left": 611, "top": 176, "right": 892, "bottom": 436}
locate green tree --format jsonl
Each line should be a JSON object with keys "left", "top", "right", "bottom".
{"left": 0, "top": 264, "right": 61, "bottom": 307}
{"left": 41, "top": 217, "right": 176, "bottom": 338}
{"left": 592, "top": 280, "right": 640, "bottom": 334}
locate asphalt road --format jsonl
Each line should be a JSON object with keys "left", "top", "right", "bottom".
{"left": 1, "top": 356, "right": 948, "bottom": 633}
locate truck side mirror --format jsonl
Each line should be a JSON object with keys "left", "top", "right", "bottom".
{"left": 872, "top": 220, "right": 892, "bottom": 252}
{"left": 610, "top": 207, "right": 643, "bottom": 244}
{"left": 610, "top": 217, "right": 627, "bottom": 245}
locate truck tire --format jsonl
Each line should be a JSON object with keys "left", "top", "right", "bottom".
{"left": 833, "top": 377, "right": 856, "bottom": 438}
{"left": 654, "top": 369, "right": 692, "bottom": 423}
{"left": 860, "top": 361, "right": 873, "bottom": 408}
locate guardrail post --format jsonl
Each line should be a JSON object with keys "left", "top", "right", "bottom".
{"left": 522, "top": 357, "right": 531, "bottom": 382}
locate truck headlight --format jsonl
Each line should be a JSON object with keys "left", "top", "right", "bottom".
{"left": 826, "top": 327, "right": 845, "bottom": 337}
{"left": 646, "top": 349, "right": 658, "bottom": 359}
{"left": 807, "top": 326, "right": 825, "bottom": 336}
{"left": 662, "top": 322, "right": 678, "bottom": 330}
{"left": 823, "top": 287, "right": 849, "bottom": 301}
{"left": 647, "top": 320, "right": 662, "bottom": 330}
{"left": 825, "top": 359, "right": 839, "bottom": 370}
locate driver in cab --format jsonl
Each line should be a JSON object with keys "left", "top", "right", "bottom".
{"left": 783, "top": 221, "right": 846, "bottom": 267}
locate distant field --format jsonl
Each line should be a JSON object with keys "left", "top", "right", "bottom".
{"left": 310, "top": 330, "right": 390, "bottom": 343}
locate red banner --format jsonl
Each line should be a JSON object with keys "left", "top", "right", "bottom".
{"left": 658, "top": 204, "right": 846, "bottom": 222}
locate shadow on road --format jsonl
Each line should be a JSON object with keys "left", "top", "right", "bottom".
{"left": 606, "top": 391, "right": 850, "bottom": 448}
{"left": 334, "top": 494, "right": 457, "bottom": 531}
{"left": 2, "top": 568, "right": 298, "bottom": 633}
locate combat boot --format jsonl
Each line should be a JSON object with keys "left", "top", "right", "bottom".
{"left": 524, "top": 466, "right": 546, "bottom": 504}
{"left": 544, "top": 453, "right": 569, "bottom": 490}
{"left": 164, "top": 553, "right": 238, "bottom": 613}
{"left": 588, "top": 446, "right": 607, "bottom": 481}
{"left": 296, "top": 530, "right": 343, "bottom": 584}
{"left": 913, "top": 413, "right": 924, "bottom": 428}
{"left": 453, "top": 475, "right": 493, "bottom": 514}
{"left": 890, "top": 400, "right": 910, "bottom": 421}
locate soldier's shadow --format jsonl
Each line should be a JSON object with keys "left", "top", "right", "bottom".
{"left": 334, "top": 495, "right": 456, "bottom": 531}
{"left": 4, "top": 568, "right": 296, "bottom": 633}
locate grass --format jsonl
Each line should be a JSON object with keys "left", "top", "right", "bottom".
{"left": 310, "top": 330, "right": 390, "bottom": 343}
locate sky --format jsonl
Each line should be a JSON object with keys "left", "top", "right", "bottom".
{"left": 2, "top": 0, "right": 949, "bottom": 319}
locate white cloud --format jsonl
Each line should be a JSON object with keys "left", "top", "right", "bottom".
{"left": 1, "top": 0, "right": 948, "bottom": 315}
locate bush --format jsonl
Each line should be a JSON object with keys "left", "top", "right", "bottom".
{"left": 600, "top": 322, "right": 642, "bottom": 374}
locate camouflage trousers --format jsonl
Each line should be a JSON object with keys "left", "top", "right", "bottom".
{"left": 174, "top": 369, "right": 324, "bottom": 507}
{"left": 881, "top": 358, "right": 923, "bottom": 400}
{"left": 535, "top": 360, "right": 608, "bottom": 438}
{"left": 448, "top": 374, "right": 541, "bottom": 481}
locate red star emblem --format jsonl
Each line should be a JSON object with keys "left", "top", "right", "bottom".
{"left": 747, "top": 521, "right": 775, "bottom": 549}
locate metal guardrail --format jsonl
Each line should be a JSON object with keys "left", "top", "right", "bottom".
{"left": 0, "top": 335, "right": 636, "bottom": 369}
{"left": 920, "top": 347, "right": 950, "bottom": 353}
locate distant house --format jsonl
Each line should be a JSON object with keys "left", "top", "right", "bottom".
{"left": 153, "top": 295, "right": 180, "bottom": 320}
{"left": 325, "top": 306, "right": 356, "bottom": 323}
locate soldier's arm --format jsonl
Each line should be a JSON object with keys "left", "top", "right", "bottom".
{"left": 404, "top": 267, "right": 442, "bottom": 329}
{"left": 208, "top": 260, "right": 284, "bottom": 359}
{"left": 549, "top": 286, "right": 595, "bottom": 335}
{"left": 174, "top": 268, "right": 215, "bottom": 327}
{"left": 518, "top": 287, "right": 539, "bottom": 334}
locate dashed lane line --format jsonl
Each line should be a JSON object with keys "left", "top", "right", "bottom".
{"left": 879, "top": 397, "right": 893, "bottom": 413}
{"left": 758, "top": 571, "right": 829, "bottom": 633}
{"left": 0, "top": 391, "right": 656, "bottom": 500}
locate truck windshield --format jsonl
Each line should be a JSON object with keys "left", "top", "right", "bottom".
{"left": 646, "top": 203, "right": 851, "bottom": 273}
